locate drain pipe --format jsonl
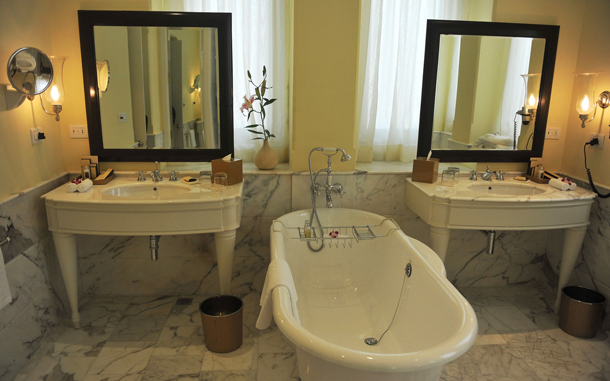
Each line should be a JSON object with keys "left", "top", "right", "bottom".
{"left": 149, "top": 235, "right": 160, "bottom": 261}
{"left": 485, "top": 230, "right": 496, "bottom": 254}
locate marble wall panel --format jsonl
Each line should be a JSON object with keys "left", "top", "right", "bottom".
{"left": 241, "top": 175, "right": 291, "bottom": 217}
{"left": 0, "top": 175, "right": 69, "bottom": 381}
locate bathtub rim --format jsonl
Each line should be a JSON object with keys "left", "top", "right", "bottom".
{"left": 270, "top": 208, "right": 478, "bottom": 373}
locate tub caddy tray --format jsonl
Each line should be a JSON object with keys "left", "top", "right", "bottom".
{"left": 273, "top": 218, "right": 400, "bottom": 248}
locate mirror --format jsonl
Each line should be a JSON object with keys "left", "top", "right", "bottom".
{"left": 417, "top": 21, "right": 559, "bottom": 162}
{"left": 7, "top": 47, "right": 53, "bottom": 97}
{"left": 78, "top": 11, "right": 233, "bottom": 162}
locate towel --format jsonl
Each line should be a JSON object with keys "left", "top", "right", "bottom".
{"left": 256, "top": 259, "right": 299, "bottom": 329}
{"left": 76, "top": 179, "right": 93, "bottom": 193}
{"left": 66, "top": 183, "right": 77, "bottom": 193}
{"left": 0, "top": 247, "right": 12, "bottom": 310}
{"left": 549, "top": 178, "right": 577, "bottom": 191}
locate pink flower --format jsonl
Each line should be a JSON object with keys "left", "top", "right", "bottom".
{"left": 561, "top": 177, "right": 572, "bottom": 185}
{"left": 239, "top": 95, "right": 255, "bottom": 115}
{"left": 329, "top": 230, "right": 339, "bottom": 238}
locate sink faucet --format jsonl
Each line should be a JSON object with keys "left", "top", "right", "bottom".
{"left": 151, "top": 161, "right": 163, "bottom": 182}
{"left": 482, "top": 166, "right": 504, "bottom": 181}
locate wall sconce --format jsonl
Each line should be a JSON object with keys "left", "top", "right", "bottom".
{"left": 5, "top": 47, "right": 67, "bottom": 121}
{"left": 190, "top": 74, "right": 201, "bottom": 93}
{"left": 574, "top": 73, "right": 610, "bottom": 128}
{"left": 516, "top": 73, "right": 541, "bottom": 126}
{"left": 96, "top": 60, "right": 110, "bottom": 94}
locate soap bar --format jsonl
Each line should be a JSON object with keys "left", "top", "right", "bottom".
{"left": 181, "top": 177, "right": 199, "bottom": 184}
{"left": 514, "top": 176, "right": 527, "bottom": 181}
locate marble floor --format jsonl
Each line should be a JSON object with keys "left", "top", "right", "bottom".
{"left": 12, "top": 285, "right": 610, "bottom": 381}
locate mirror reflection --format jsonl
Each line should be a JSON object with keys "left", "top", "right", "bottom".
{"left": 94, "top": 25, "right": 220, "bottom": 150}
{"left": 432, "top": 35, "right": 545, "bottom": 151}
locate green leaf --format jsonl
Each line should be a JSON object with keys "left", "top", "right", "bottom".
{"left": 247, "top": 129, "right": 264, "bottom": 134}
{"left": 252, "top": 137, "right": 265, "bottom": 140}
{"left": 244, "top": 124, "right": 259, "bottom": 128}
{"left": 264, "top": 99, "right": 277, "bottom": 106}
{"left": 261, "top": 107, "right": 266, "bottom": 118}
{"left": 263, "top": 66, "right": 266, "bottom": 76}
{"left": 269, "top": 134, "right": 276, "bottom": 138}
{"left": 255, "top": 87, "right": 261, "bottom": 99}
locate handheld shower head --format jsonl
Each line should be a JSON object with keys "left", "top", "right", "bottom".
{"left": 339, "top": 149, "right": 352, "bottom": 162}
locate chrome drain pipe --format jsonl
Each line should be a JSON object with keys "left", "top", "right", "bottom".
{"left": 150, "top": 235, "right": 161, "bottom": 261}
{"left": 486, "top": 230, "right": 496, "bottom": 254}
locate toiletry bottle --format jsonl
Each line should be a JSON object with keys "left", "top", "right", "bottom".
{"left": 304, "top": 220, "right": 311, "bottom": 238}
{"left": 83, "top": 165, "right": 91, "bottom": 179}
{"left": 538, "top": 166, "right": 544, "bottom": 179}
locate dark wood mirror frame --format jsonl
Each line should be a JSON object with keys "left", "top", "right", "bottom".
{"left": 78, "top": 10, "right": 233, "bottom": 162}
{"left": 417, "top": 20, "right": 559, "bottom": 162}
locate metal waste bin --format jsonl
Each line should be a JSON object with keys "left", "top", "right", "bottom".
{"left": 559, "top": 286, "right": 606, "bottom": 338}
{"left": 200, "top": 295, "right": 243, "bottom": 353}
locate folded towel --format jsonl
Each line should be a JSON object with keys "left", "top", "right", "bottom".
{"left": 256, "top": 259, "right": 299, "bottom": 330}
{"left": 76, "top": 179, "right": 93, "bottom": 193}
{"left": 549, "top": 178, "right": 577, "bottom": 191}
{"left": 0, "top": 247, "right": 12, "bottom": 310}
{"left": 66, "top": 183, "right": 77, "bottom": 193}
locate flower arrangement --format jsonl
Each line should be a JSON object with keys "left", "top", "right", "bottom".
{"left": 240, "top": 66, "right": 277, "bottom": 141}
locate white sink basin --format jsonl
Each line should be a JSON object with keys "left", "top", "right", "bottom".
{"left": 101, "top": 183, "right": 197, "bottom": 200}
{"left": 467, "top": 183, "right": 545, "bottom": 196}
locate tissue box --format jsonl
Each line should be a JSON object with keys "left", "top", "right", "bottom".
{"left": 412, "top": 157, "right": 440, "bottom": 183}
{"left": 212, "top": 158, "right": 243, "bottom": 185}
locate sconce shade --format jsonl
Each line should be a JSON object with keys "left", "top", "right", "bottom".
{"left": 45, "top": 56, "right": 67, "bottom": 105}
{"left": 521, "top": 73, "right": 541, "bottom": 110}
{"left": 574, "top": 72, "right": 599, "bottom": 115}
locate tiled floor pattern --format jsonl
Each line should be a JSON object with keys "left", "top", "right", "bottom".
{"left": 13, "top": 285, "right": 610, "bottom": 380}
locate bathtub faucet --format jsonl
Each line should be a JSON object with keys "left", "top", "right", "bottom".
{"left": 309, "top": 147, "right": 351, "bottom": 208}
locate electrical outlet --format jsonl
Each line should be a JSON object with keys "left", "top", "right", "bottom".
{"left": 546, "top": 127, "right": 560, "bottom": 140}
{"left": 118, "top": 113, "right": 127, "bottom": 123}
{"left": 69, "top": 125, "right": 88, "bottom": 139}
{"left": 30, "top": 128, "right": 44, "bottom": 144}
{"left": 590, "top": 133, "right": 605, "bottom": 149}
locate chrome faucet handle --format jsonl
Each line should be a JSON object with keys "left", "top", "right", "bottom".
{"left": 469, "top": 170, "right": 477, "bottom": 181}
{"left": 168, "top": 171, "right": 179, "bottom": 181}
{"left": 496, "top": 170, "right": 504, "bottom": 180}
{"left": 135, "top": 171, "right": 147, "bottom": 181}
{"left": 151, "top": 170, "right": 163, "bottom": 182}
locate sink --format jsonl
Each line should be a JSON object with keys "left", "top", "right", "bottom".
{"left": 405, "top": 177, "right": 596, "bottom": 315}
{"left": 43, "top": 177, "right": 244, "bottom": 328}
{"left": 102, "top": 183, "right": 198, "bottom": 200}
{"left": 467, "top": 183, "right": 545, "bottom": 196}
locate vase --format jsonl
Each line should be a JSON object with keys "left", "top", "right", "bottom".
{"left": 254, "top": 140, "right": 279, "bottom": 170}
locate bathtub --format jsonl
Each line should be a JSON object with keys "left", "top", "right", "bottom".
{"left": 269, "top": 208, "right": 477, "bottom": 381}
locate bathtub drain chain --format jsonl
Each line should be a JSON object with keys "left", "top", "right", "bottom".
{"left": 365, "top": 263, "right": 412, "bottom": 346}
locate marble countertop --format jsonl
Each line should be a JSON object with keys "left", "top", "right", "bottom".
{"left": 42, "top": 176, "right": 243, "bottom": 205}
{"left": 408, "top": 178, "right": 596, "bottom": 203}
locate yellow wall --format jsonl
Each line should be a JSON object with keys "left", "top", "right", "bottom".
{"left": 560, "top": 0, "right": 610, "bottom": 188}
{"left": 291, "top": 0, "right": 360, "bottom": 172}
{"left": 0, "top": 0, "right": 66, "bottom": 199}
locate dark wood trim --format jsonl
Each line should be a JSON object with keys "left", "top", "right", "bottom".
{"left": 417, "top": 20, "right": 560, "bottom": 162}
{"left": 78, "top": 10, "right": 234, "bottom": 162}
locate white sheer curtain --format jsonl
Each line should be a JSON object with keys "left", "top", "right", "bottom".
{"left": 358, "top": 0, "right": 471, "bottom": 162}
{"left": 156, "top": 0, "right": 289, "bottom": 161}
{"left": 499, "top": 38, "right": 533, "bottom": 139}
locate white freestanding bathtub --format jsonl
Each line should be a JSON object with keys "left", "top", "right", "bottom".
{"left": 269, "top": 208, "right": 477, "bottom": 381}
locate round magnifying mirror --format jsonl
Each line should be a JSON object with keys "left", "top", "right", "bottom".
{"left": 7, "top": 47, "right": 53, "bottom": 96}
{"left": 96, "top": 60, "right": 110, "bottom": 93}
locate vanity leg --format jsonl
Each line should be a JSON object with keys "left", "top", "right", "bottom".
{"left": 430, "top": 226, "right": 451, "bottom": 262}
{"left": 215, "top": 229, "right": 237, "bottom": 295}
{"left": 52, "top": 232, "right": 80, "bottom": 329}
{"left": 554, "top": 226, "right": 588, "bottom": 313}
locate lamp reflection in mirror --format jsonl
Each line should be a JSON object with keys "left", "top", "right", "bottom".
{"left": 42, "top": 56, "right": 67, "bottom": 121}
{"left": 575, "top": 72, "right": 610, "bottom": 128}
{"left": 517, "top": 73, "right": 541, "bottom": 126}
